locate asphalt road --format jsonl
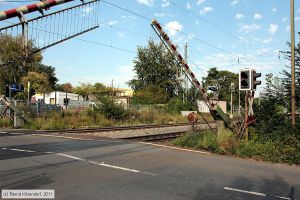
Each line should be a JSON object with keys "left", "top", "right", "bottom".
{"left": 0, "top": 131, "right": 299, "bottom": 200}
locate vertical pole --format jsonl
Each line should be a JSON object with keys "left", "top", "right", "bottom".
{"left": 244, "top": 91, "right": 249, "bottom": 142}
{"left": 230, "top": 83, "right": 234, "bottom": 118}
{"left": 19, "top": 12, "right": 28, "bottom": 74}
{"left": 238, "top": 89, "right": 241, "bottom": 116}
{"left": 27, "top": 81, "right": 30, "bottom": 106}
{"left": 290, "top": 0, "right": 296, "bottom": 128}
{"left": 65, "top": 92, "right": 68, "bottom": 110}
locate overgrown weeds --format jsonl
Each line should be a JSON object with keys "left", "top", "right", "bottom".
{"left": 172, "top": 129, "right": 300, "bottom": 165}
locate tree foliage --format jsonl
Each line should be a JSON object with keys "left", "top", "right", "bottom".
{"left": 0, "top": 34, "right": 42, "bottom": 89}
{"left": 21, "top": 72, "right": 52, "bottom": 94}
{"left": 131, "top": 85, "right": 170, "bottom": 104}
{"left": 253, "top": 42, "right": 300, "bottom": 140}
{"left": 128, "top": 38, "right": 178, "bottom": 103}
{"left": 202, "top": 67, "right": 241, "bottom": 109}
{"left": 35, "top": 64, "right": 58, "bottom": 90}
{"left": 73, "top": 82, "right": 114, "bottom": 101}
{"left": 56, "top": 83, "right": 73, "bottom": 93}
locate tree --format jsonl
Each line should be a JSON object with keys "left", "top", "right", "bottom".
{"left": 202, "top": 67, "right": 241, "bottom": 110}
{"left": 55, "top": 83, "right": 73, "bottom": 93}
{"left": 34, "top": 64, "right": 58, "bottom": 90}
{"left": 131, "top": 85, "right": 170, "bottom": 104}
{"left": 280, "top": 42, "right": 300, "bottom": 110}
{"left": 21, "top": 72, "right": 52, "bottom": 94}
{"left": 73, "top": 83, "right": 94, "bottom": 101}
{"left": 0, "top": 34, "right": 42, "bottom": 91}
{"left": 128, "top": 38, "right": 178, "bottom": 102}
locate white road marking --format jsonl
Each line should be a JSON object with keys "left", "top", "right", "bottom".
{"left": 1, "top": 147, "right": 153, "bottom": 175}
{"left": 55, "top": 152, "right": 153, "bottom": 175}
{"left": 140, "top": 142, "right": 211, "bottom": 155}
{"left": 56, "top": 153, "right": 87, "bottom": 162}
{"left": 32, "top": 134, "right": 95, "bottom": 141}
{"left": 6, "top": 148, "right": 36, "bottom": 153}
{"left": 0, "top": 131, "right": 7, "bottom": 133}
{"left": 31, "top": 134, "right": 123, "bottom": 143}
{"left": 99, "top": 162, "right": 140, "bottom": 173}
{"left": 224, "top": 187, "right": 295, "bottom": 200}
{"left": 10, "top": 133, "right": 23, "bottom": 135}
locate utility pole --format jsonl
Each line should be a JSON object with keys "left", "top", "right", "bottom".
{"left": 290, "top": 0, "right": 296, "bottom": 128}
{"left": 230, "top": 83, "right": 234, "bottom": 118}
{"left": 244, "top": 91, "right": 249, "bottom": 142}
{"left": 238, "top": 89, "right": 241, "bottom": 116}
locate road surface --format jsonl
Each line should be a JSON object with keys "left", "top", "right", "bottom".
{"left": 0, "top": 131, "right": 299, "bottom": 200}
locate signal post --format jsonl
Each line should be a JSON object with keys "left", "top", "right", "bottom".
{"left": 239, "top": 69, "right": 261, "bottom": 141}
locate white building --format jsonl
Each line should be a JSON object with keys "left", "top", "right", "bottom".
{"left": 197, "top": 100, "right": 227, "bottom": 113}
{"left": 35, "top": 91, "right": 84, "bottom": 109}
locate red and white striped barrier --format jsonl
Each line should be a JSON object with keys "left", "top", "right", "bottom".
{"left": 0, "top": 0, "right": 75, "bottom": 21}
{"left": 151, "top": 19, "right": 215, "bottom": 110}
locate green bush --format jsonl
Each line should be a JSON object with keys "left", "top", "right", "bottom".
{"left": 0, "top": 118, "right": 12, "bottom": 128}
{"left": 167, "top": 97, "right": 193, "bottom": 113}
{"left": 95, "top": 97, "right": 128, "bottom": 120}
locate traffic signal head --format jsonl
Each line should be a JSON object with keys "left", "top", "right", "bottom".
{"left": 252, "top": 70, "right": 261, "bottom": 90}
{"left": 239, "top": 69, "right": 251, "bottom": 91}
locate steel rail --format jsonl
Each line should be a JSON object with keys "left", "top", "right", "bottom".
{"left": 121, "top": 131, "right": 187, "bottom": 142}
{"left": 36, "top": 122, "right": 214, "bottom": 133}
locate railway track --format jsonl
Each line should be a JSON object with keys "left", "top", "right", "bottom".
{"left": 121, "top": 131, "right": 187, "bottom": 142}
{"left": 37, "top": 122, "right": 208, "bottom": 134}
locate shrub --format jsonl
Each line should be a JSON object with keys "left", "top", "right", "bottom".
{"left": 0, "top": 118, "right": 12, "bottom": 128}
{"left": 95, "top": 97, "right": 127, "bottom": 120}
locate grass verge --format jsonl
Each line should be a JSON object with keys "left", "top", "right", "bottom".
{"left": 172, "top": 129, "right": 300, "bottom": 165}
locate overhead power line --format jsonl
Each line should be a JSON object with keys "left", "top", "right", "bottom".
{"left": 101, "top": 0, "right": 240, "bottom": 61}
{"left": 170, "top": 1, "right": 243, "bottom": 43}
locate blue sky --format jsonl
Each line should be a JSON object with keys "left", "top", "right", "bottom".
{"left": 0, "top": 0, "right": 300, "bottom": 89}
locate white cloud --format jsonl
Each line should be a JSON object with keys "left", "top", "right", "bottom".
{"left": 282, "top": 17, "right": 287, "bottom": 22}
{"left": 272, "top": 6, "right": 277, "bottom": 13}
{"left": 297, "top": 9, "right": 300, "bottom": 13}
{"left": 286, "top": 25, "right": 290, "bottom": 32}
{"left": 268, "top": 24, "right": 278, "bottom": 35}
{"left": 161, "top": 0, "right": 170, "bottom": 7}
{"left": 108, "top": 20, "right": 118, "bottom": 26}
{"left": 239, "top": 23, "right": 261, "bottom": 33}
{"left": 295, "top": 16, "right": 300, "bottom": 21}
{"left": 197, "top": 0, "right": 205, "bottom": 5}
{"left": 262, "top": 38, "right": 272, "bottom": 44}
{"left": 235, "top": 13, "right": 244, "bottom": 20}
{"left": 165, "top": 21, "right": 183, "bottom": 36}
{"left": 231, "top": 0, "right": 239, "bottom": 6}
{"left": 200, "top": 6, "right": 213, "bottom": 16}
{"left": 154, "top": 13, "right": 166, "bottom": 17}
{"left": 253, "top": 13, "right": 262, "bottom": 20}
{"left": 136, "top": 0, "right": 153, "bottom": 6}
{"left": 186, "top": 2, "right": 192, "bottom": 10}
